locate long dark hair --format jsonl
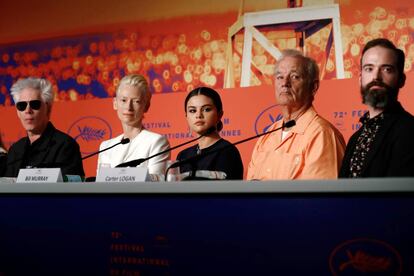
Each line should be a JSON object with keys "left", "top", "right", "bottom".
{"left": 184, "top": 87, "right": 223, "bottom": 131}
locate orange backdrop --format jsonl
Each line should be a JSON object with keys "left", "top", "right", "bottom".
{"left": 1, "top": 73, "right": 413, "bottom": 177}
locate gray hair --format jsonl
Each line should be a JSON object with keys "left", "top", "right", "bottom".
{"left": 275, "top": 49, "right": 320, "bottom": 103}
{"left": 275, "top": 49, "right": 320, "bottom": 84}
{"left": 10, "top": 77, "right": 54, "bottom": 104}
{"left": 116, "top": 74, "right": 151, "bottom": 111}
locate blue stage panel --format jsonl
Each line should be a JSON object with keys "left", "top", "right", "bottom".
{"left": 0, "top": 179, "right": 413, "bottom": 275}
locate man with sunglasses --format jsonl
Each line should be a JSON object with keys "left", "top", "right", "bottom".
{"left": 4, "top": 77, "right": 84, "bottom": 177}
{"left": 339, "top": 38, "right": 414, "bottom": 177}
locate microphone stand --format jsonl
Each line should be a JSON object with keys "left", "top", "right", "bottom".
{"left": 115, "top": 126, "right": 216, "bottom": 168}
{"left": 81, "top": 137, "right": 130, "bottom": 182}
{"left": 82, "top": 138, "right": 130, "bottom": 160}
{"left": 164, "top": 120, "right": 296, "bottom": 181}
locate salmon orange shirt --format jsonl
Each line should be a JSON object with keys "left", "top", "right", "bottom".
{"left": 247, "top": 106, "right": 346, "bottom": 180}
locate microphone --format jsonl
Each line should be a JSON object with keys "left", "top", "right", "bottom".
{"left": 166, "top": 120, "right": 296, "bottom": 175}
{"left": 115, "top": 126, "right": 216, "bottom": 168}
{"left": 81, "top": 137, "right": 130, "bottom": 160}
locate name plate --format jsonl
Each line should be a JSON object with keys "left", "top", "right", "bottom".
{"left": 96, "top": 167, "right": 149, "bottom": 183}
{"left": 16, "top": 168, "right": 63, "bottom": 183}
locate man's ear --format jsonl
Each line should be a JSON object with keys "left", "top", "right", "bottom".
{"left": 398, "top": 73, "right": 406, "bottom": 88}
{"left": 144, "top": 100, "right": 151, "bottom": 112}
{"left": 47, "top": 103, "right": 52, "bottom": 117}
{"left": 311, "top": 79, "right": 319, "bottom": 95}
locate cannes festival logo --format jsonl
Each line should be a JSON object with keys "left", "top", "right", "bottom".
{"left": 254, "top": 104, "right": 283, "bottom": 135}
{"left": 329, "top": 238, "right": 402, "bottom": 276}
{"left": 68, "top": 116, "right": 112, "bottom": 155}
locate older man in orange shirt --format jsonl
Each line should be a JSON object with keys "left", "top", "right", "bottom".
{"left": 247, "top": 50, "right": 345, "bottom": 180}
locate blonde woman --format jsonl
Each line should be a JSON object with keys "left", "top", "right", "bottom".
{"left": 97, "top": 74, "right": 170, "bottom": 175}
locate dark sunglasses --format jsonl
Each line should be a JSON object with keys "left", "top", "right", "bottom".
{"left": 16, "top": 100, "right": 42, "bottom": 111}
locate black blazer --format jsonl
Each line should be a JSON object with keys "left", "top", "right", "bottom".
{"left": 5, "top": 122, "right": 85, "bottom": 177}
{"left": 0, "top": 151, "right": 6, "bottom": 177}
{"left": 177, "top": 139, "right": 244, "bottom": 180}
{"left": 340, "top": 102, "right": 414, "bottom": 177}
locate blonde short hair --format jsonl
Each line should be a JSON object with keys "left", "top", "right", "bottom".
{"left": 116, "top": 74, "right": 151, "bottom": 111}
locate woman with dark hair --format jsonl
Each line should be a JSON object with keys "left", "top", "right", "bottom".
{"left": 176, "top": 87, "right": 243, "bottom": 179}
